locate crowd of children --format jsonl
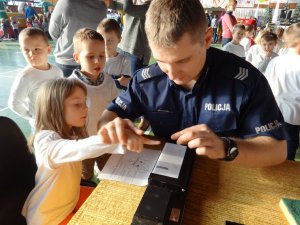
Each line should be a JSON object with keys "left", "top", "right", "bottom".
{"left": 7, "top": 12, "right": 155, "bottom": 223}
{"left": 222, "top": 22, "right": 300, "bottom": 161}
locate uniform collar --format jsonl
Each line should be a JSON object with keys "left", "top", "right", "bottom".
{"left": 192, "top": 48, "right": 212, "bottom": 95}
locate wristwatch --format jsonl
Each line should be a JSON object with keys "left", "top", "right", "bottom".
{"left": 219, "top": 137, "right": 239, "bottom": 161}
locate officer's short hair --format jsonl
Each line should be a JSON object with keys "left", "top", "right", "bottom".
{"left": 19, "top": 27, "right": 49, "bottom": 45}
{"left": 73, "top": 28, "right": 104, "bottom": 53}
{"left": 145, "top": 0, "right": 207, "bottom": 47}
{"left": 283, "top": 22, "right": 300, "bottom": 48}
{"left": 97, "top": 18, "right": 121, "bottom": 38}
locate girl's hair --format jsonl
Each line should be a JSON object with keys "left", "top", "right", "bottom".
{"left": 28, "top": 79, "right": 88, "bottom": 150}
{"left": 255, "top": 30, "right": 277, "bottom": 44}
{"left": 283, "top": 22, "right": 300, "bottom": 48}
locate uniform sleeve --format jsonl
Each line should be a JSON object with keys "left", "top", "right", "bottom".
{"left": 107, "top": 76, "right": 143, "bottom": 121}
{"left": 8, "top": 73, "right": 31, "bottom": 120}
{"left": 239, "top": 74, "right": 285, "bottom": 139}
{"left": 34, "top": 131, "right": 125, "bottom": 169}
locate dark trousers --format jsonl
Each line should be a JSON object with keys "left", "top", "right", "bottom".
{"left": 212, "top": 28, "right": 218, "bottom": 43}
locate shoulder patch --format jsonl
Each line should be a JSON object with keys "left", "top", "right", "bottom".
{"left": 141, "top": 68, "right": 151, "bottom": 80}
{"left": 136, "top": 64, "right": 164, "bottom": 83}
{"left": 234, "top": 67, "right": 248, "bottom": 81}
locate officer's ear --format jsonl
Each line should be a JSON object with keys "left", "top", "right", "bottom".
{"left": 73, "top": 52, "right": 80, "bottom": 64}
{"left": 204, "top": 27, "right": 212, "bottom": 49}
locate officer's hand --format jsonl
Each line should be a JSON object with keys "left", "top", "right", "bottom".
{"left": 170, "top": 124, "right": 225, "bottom": 159}
{"left": 118, "top": 75, "right": 130, "bottom": 87}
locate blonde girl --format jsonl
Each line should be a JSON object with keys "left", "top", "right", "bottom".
{"left": 22, "top": 79, "right": 159, "bottom": 224}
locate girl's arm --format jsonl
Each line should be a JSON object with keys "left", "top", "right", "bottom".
{"left": 35, "top": 130, "right": 125, "bottom": 169}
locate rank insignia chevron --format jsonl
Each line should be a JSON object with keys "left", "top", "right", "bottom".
{"left": 234, "top": 67, "right": 248, "bottom": 80}
{"left": 141, "top": 68, "right": 151, "bottom": 80}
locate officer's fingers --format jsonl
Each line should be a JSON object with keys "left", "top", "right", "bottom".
{"left": 175, "top": 129, "right": 209, "bottom": 145}
{"left": 187, "top": 137, "right": 213, "bottom": 149}
{"left": 195, "top": 146, "right": 218, "bottom": 158}
{"left": 195, "top": 147, "right": 207, "bottom": 156}
{"left": 170, "top": 129, "right": 186, "bottom": 141}
{"left": 171, "top": 124, "right": 210, "bottom": 141}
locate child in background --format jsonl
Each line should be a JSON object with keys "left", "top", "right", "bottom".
{"left": 69, "top": 28, "right": 119, "bottom": 184}
{"left": 264, "top": 22, "right": 300, "bottom": 160}
{"left": 8, "top": 27, "right": 63, "bottom": 129}
{"left": 246, "top": 30, "right": 278, "bottom": 73}
{"left": 222, "top": 24, "right": 246, "bottom": 59}
{"left": 240, "top": 24, "right": 254, "bottom": 55}
{"left": 22, "top": 78, "right": 159, "bottom": 224}
{"left": 273, "top": 27, "right": 285, "bottom": 54}
{"left": 10, "top": 16, "right": 19, "bottom": 40}
{"left": 97, "top": 18, "right": 131, "bottom": 91}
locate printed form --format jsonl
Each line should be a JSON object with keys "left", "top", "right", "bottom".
{"left": 98, "top": 143, "right": 186, "bottom": 186}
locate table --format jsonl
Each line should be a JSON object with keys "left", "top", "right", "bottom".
{"left": 69, "top": 157, "right": 300, "bottom": 225}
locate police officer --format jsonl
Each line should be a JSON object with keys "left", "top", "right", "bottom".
{"left": 98, "top": 0, "right": 287, "bottom": 167}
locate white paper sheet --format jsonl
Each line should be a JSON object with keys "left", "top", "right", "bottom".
{"left": 152, "top": 143, "right": 186, "bottom": 179}
{"left": 98, "top": 148, "right": 161, "bottom": 186}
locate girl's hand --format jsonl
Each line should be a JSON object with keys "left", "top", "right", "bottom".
{"left": 98, "top": 117, "right": 160, "bottom": 151}
{"left": 125, "top": 129, "right": 160, "bottom": 153}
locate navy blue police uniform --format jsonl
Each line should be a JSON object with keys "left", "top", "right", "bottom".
{"left": 107, "top": 47, "right": 285, "bottom": 141}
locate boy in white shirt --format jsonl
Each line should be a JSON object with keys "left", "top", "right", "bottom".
{"left": 69, "top": 28, "right": 119, "bottom": 184}
{"left": 8, "top": 27, "right": 63, "bottom": 129}
{"left": 246, "top": 30, "right": 278, "bottom": 74}
{"left": 240, "top": 24, "right": 254, "bottom": 55}
{"left": 97, "top": 18, "right": 131, "bottom": 91}
{"left": 264, "top": 22, "right": 300, "bottom": 160}
{"left": 223, "top": 24, "right": 246, "bottom": 59}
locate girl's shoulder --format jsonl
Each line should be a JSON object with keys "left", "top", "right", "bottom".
{"left": 35, "top": 130, "right": 61, "bottom": 143}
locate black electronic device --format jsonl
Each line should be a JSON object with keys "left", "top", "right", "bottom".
{"left": 148, "top": 147, "right": 196, "bottom": 192}
{"left": 131, "top": 186, "right": 186, "bottom": 225}
{"left": 132, "top": 144, "right": 196, "bottom": 225}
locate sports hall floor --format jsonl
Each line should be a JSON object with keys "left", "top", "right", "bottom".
{"left": 1, "top": 40, "right": 299, "bottom": 160}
